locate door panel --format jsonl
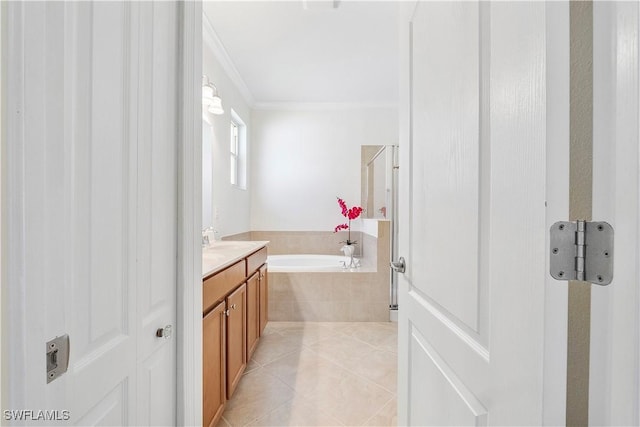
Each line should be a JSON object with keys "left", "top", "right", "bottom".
{"left": 65, "top": 2, "right": 136, "bottom": 421}
{"left": 226, "top": 284, "right": 247, "bottom": 398}
{"left": 4, "top": 1, "right": 179, "bottom": 424}
{"left": 203, "top": 302, "right": 226, "bottom": 427}
{"left": 74, "top": 382, "right": 128, "bottom": 426}
{"left": 410, "top": 1, "right": 480, "bottom": 331}
{"left": 398, "top": 2, "right": 566, "bottom": 424}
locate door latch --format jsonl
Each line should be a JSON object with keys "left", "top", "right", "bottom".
{"left": 46, "top": 335, "right": 70, "bottom": 383}
{"left": 550, "top": 220, "right": 614, "bottom": 285}
{"left": 390, "top": 257, "right": 406, "bottom": 274}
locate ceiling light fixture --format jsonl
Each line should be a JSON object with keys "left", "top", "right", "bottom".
{"left": 202, "top": 75, "right": 224, "bottom": 115}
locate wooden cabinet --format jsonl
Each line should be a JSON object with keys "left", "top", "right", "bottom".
{"left": 225, "top": 283, "right": 247, "bottom": 398}
{"left": 203, "top": 301, "right": 226, "bottom": 427}
{"left": 246, "top": 247, "right": 267, "bottom": 276}
{"left": 203, "top": 259, "right": 245, "bottom": 313}
{"left": 202, "top": 245, "right": 268, "bottom": 426}
{"left": 246, "top": 272, "right": 260, "bottom": 361}
{"left": 259, "top": 265, "right": 268, "bottom": 335}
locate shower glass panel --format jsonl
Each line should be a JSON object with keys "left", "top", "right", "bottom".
{"left": 362, "top": 145, "right": 399, "bottom": 312}
{"left": 364, "top": 146, "right": 394, "bottom": 220}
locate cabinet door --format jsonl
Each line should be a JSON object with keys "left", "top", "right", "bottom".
{"left": 246, "top": 272, "right": 260, "bottom": 361}
{"left": 203, "top": 301, "right": 226, "bottom": 427}
{"left": 226, "top": 283, "right": 247, "bottom": 398}
{"left": 259, "top": 265, "right": 268, "bottom": 335}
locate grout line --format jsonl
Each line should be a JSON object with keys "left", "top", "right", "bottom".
{"left": 361, "top": 394, "right": 397, "bottom": 427}
{"left": 247, "top": 396, "right": 295, "bottom": 427}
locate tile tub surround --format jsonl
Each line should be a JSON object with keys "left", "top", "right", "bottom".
{"left": 225, "top": 230, "right": 365, "bottom": 257}
{"left": 269, "top": 272, "right": 389, "bottom": 321}
{"left": 234, "top": 223, "right": 391, "bottom": 322}
{"left": 219, "top": 321, "right": 398, "bottom": 427}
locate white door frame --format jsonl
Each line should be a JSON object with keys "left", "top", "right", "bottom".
{"left": 176, "top": 1, "right": 203, "bottom": 426}
{"left": 0, "top": 1, "right": 203, "bottom": 425}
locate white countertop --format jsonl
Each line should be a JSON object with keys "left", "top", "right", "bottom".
{"left": 202, "top": 240, "right": 269, "bottom": 279}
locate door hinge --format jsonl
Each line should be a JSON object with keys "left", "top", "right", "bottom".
{"left": 550, "top": 220, "right": 614, "bottom": 285}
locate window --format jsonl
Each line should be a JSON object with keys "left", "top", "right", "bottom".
{"left": 229, "top": 109, "right": 247, "bottom": 189}
{"left": 230, "top": 121, "right": 239, "bottom": 186}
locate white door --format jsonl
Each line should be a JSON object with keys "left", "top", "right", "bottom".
{"left": 590, "top": 2, "right": 640, "bottom": 425}
{"left": 4, "top": 2, "right": 178, "bottom": 425}
{"left": 397, "top": 2, "right": 569, "bottom": 424}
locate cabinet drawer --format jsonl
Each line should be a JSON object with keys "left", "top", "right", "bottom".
{"left": 203, "top": 260, "right": 246, "bottom": 314}
{"left": 246, "top": 246, "right": 267, "bottom": 276}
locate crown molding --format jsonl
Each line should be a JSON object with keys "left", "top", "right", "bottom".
{"left": 202, "top": 12, "right": 255, "bottom": 107}
{"left": 252, "top": 101, "right": 399, "bottom": 111}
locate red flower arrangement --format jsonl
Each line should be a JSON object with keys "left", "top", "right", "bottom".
{"left": 334, "top": 197, "right": 363, "bottom": 245}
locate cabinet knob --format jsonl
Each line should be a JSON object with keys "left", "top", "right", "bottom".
{"left": 225, "top": 309, "right": 230, "bottom": 317}
{"left": 231, "top": 304, "right": 237, "bottom": 310}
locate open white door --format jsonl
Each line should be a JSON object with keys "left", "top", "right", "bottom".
{"left": 591, "top": 2, "right": 640, "bottom": 425}
{"left": 4, "top": 2, "right": 179, "bottom": 424}
{"left": 397, "top": 2, "right": 569, "bottom": 424}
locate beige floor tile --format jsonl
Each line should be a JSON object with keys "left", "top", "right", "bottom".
{"left": 223, "top": 369, "right": 295, "bottom": 427}
{"left": 377, "top": 333, "right": 398, "bottom": 354}
{"left": 350, "top": 349, "right": 398, "bottom": 393}
{"left": 305, "top": 334, "right": 376, "bottom": 369}
{"left": 363, "top": 396, "right": 397, "bottom": 426}
{"left": 250, "top": 333, "right": 305, "bottom": 365}
{"left": 275, "top": 323, "right": 338, "bottom": 346}
{"left": 248, "top": 394, "right": 343, "bottom": 427}
{"left": 262, "top": 349, "right": 346, "bottom": 397}
{"left": 304, "top": 370, "right": 393, "bottom": 426}
{"left": 244, "top": 358, "right": 262, "bottom": 375}
{"left": 341, "top": 322, "right": 398, "bottom": 348}
{"left": 222, "top": 322, "right": 398, "bottom": 427}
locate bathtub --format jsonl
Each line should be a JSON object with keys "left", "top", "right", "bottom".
{"left": 267, "top": 254, "right": 354, "bottom": 272}
{"left": 266, "top": 253, "right": 388, "bottom": 322}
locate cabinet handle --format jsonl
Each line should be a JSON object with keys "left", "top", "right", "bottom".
{"left": 231, "top": 304, "right": 237, "bottom": 310}
{"left": 225, "top": 309, "right": 230, "bottom": 317}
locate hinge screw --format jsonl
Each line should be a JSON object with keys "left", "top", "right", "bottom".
{"left": 597, "top": 224, "right": 604, "bottom": 231}
{"left": 558, "top": 271, "right": 565, "bottom": 277}
{"left": 552, "top": 248, "right": 559, "bottom": 254}
{"left": 559, "top": 224, "right": 565, "bottom": 230}
{"left": 597, "top": 275, "right": 603, "bottom": 282}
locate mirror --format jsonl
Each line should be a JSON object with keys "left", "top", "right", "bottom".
{"left": 202, "top": 121, "right": 213, "bottom": 229}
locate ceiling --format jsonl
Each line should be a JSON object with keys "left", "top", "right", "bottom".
{"left": 202, "top": 1, "right": 399, "bottom": 106}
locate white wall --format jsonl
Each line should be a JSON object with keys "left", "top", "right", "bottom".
{"left": 250, "top": 107, "right": 398, "bottom": 231}
{"left": 202, "top": 43, "right": 252, "bottom": 237}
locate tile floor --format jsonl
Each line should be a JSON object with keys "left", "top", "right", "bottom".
{"left": 219, "top": 322, "right": 398, "bottom": 427}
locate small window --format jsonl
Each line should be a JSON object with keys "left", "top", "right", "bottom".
{"left": 229, "top": 109, "right": 247, "bottom": 189}
{"left": 230, "top": 121, "right": 239, "bottom": 186}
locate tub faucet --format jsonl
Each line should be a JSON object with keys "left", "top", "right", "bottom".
{"left": 340, "top": 244, "right": 360, "bottom": 269}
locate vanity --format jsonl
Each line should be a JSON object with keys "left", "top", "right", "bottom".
{"left": 202, "top": 241, "right": 269, "bottom": 427}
